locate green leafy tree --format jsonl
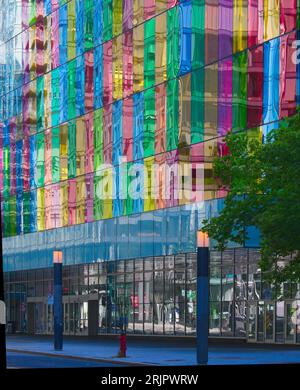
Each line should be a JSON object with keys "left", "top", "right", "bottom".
{"left": 202, "top": 109, "right": 300, "bottom": 288}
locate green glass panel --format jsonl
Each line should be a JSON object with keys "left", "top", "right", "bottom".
{"left": 166, "top": 78, "right": 179, "bottom": 151}
{"left": 68, "top": 120, "right": 76, "bottom": 178}
{"left": 232, "top": 50, "right": 248, "bottom": 132}
{"left": 52, "top": 126, "right": 60, "bottom": 183}
{"left": 103, "top": 0, "right": 113, "bottom": 41}
{"left": 23, "top": 192, "right": 31, "bottom": 234}
{"left": 60, "top": 0, "right": 68, "bottom": 5}
{"left": 36, "top": 132, "right": 45, "bottom": 187}
{"left": 51, "top": 67, "right": 60, "bottom": 127}
{"left": 144, "top": 18, "right": 156, "bottom": 89}
{"left": 94, "top": 174, "right": 103, "bottom": 220}
{"left": 167, "top": 6, "right": 180, "bottom": 79}
{"left": 192, "top": 0, "right": 205, "bottom": 69}
{"left": 94, "top": 108, "right": 103, "bottom": 172}
{"left": 84, "top": 0, "right": 94, "bottom": 51}
{"left": 37, "top": 76, "right": 44, "bottom": 132}
{"left": 9, "top": 196, "right": 17, "bottom": 237}
{"left": 3, "top": 146, "right": 10, "bottom": 198}
{"left": 191, "top": 68, "right": 204, "bottom": 144}
{"left": 113, "top": 0, "right": 122, "bottom": 37}
{"left": 29, "top": 0, "right": 36, "bottom": 26}
{"left": 143, "top": 88, "right": 155, "bottom": 158}
{"left": 68, "top": 59, "right": 76, "bottom": 120}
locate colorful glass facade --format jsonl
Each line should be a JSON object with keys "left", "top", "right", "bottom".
{"left": 0, "top": 1, "right": 299, "bottom": 272}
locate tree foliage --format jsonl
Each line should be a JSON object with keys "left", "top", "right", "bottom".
{"left": 202, "top": 109, "right": 300, "bottom": 287}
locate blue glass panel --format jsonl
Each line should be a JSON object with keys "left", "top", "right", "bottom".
{"left": 59, "top": 63, "right": 68, "bottom": 123}
{"left": 94, "top": 45, "right": 103, "bottom": 109}
{"left": 16, "top": 192, "right": 22, "bottom": 235}
{"left": 262, "top": 120, "right": 279, "bottom": 142}
{"left": 153, "top": 209, "right": 166, "bottom": 256}
{"left": 140, "top": 211, "right": 154, "bottom": 257}
{"left": 245, "top": 226, "right": 261, "bottom": 248}
{"left": 59, "top": 3, "right": 68, "bottom": 65}
{"left": 179, "top": 0, "right": 192, "bottom": 75}
{"left": 94, "top": 0, "right": 103, "bottom": 46}
{"left": 128, "top": 214, "right": 140, "bottom": 259}
{"left": 166, "top": 207, "right": 180, "bottom": 254}
{"left": 29, "top": 135, "right": 37, "bottom": 189}
{"left": 75, "top": 55, "right": 85, "bottom": 117}
{"left": 44, "top": 0, "right": 52, "bottom": 15}
{"left": 133, "top": 92, "right": 144, "bottom": 160}
{"left": 112, "top": 100, "right": 123, "bottom": 166}
{"left": 75, "top": 0, "right": 85, "bottom": 56}
{"left": 180, "top": 204, "right": 197, "bottom": 253}
{"left": 263, "top": 38, "right": 279, "bottom": 125}
{"left": 116, "top": 216, "right": 129, "bottom": 259}
{"left": 3, "top": 120, "right": 9, "bottom": 147}
{"left": 104, "top": 218, "right": 116, "bottom": 260}
{"left": 113, "top": 165, "right": 123, "bottom": 217}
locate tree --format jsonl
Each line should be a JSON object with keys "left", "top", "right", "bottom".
{"left": 201, "top": 109, "right": 300, "bottom": 288}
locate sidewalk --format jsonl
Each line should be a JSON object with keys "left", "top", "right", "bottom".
{"left": 6, "top": 335, "right": 300, "bottom": 366}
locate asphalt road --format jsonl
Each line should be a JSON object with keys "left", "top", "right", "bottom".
{"left": 7, "top": 351, "right": 124, "bottom": 368}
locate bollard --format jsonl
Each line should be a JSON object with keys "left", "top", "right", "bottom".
{"left": 118, "top": 332, "right": 127, "bottom": 358}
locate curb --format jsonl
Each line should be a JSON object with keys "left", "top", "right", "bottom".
{"left": 7, "top": 348, "right": 159, "bottom": 367}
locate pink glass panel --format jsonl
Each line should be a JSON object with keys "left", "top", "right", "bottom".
{"left": 155, "top": 83, "right": 166, "bottom": 155}
{"left": 85, "top": 112, "right": 94, "bottom": 174}
{"left": 68, "top": 179, "right": 77, "bottom": 225}
{"left": 123, "top": 30, "right": 133, "bottom": 98}
{"left": 85, "top": 172, "right": 94, "bottom": 223}
{"left": 103, "top": 41, "right": 113, "bottom": 106}
{"left": 51, "top": 10, "right": 59, "bottom": 69}
{"left": 85, "top": 50, "right": 94, "bottom": 112}
{"left": 22, "top": 0, "right": 29, "bottom": 30}
{"left": 23, "top": 133, "right": 30, "bottom": 192}
{"left": 218, "top": 58, "right": 232, "bottom": 138}
{"left": 10, "top": 119, "right": 16, "bottom": 196}
{"left": 167, "top": 0, "right": 177, "bottom": 8}
{"left": 0, "top": 123, "right": 3, "bottom": 193}
{"left": 247, "top": 45, "right": 263, "bottom": 129}
{"left": 144, "top": 0, "right": 155, "bottom": 20}
{"left": 280, "top": 32, "right": 297, "bottom": 118}
{"left": 52, "top": 183, "right": 62, "bottom": 228}
{"left": 52, "top": 0, "right": 59, "bottom": 12}
{"left": 154, "top": 153, "right": 166, "bottom": 210}
{"left": 123, "top": 97, "right": 133, "bottom": 162}
{"left": 23, "top": 29, "right": 30, "bottom": 84}
{"left": 280, "top": 0, "right": 297, "bottom": 34}
{"left": 165, "top": 150, "right": 179, "bottom": 208}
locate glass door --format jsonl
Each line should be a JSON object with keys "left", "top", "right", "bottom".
{"left": 285, "top": 301, "right": 296, "bottom": 343}
{"left": 257, "top": 302, "right": 264, "bottom": 341}
{"left": 247, "top": 302, "right": 257, "bottom": 342}
{"left": 265, "top": 302, "right": 275, "bottom": 342}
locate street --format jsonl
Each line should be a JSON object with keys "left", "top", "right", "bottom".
{"left": 7, "top": 351, "right": 125, "bottom": 368}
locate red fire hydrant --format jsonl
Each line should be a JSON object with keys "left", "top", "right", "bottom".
{"left": 118, "top": 332, "right": 127, "bottom": 358}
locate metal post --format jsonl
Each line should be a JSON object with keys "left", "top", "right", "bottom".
{"left": 53, "top": 251, "right": 63, "bottom": 350}
{"left": 197, "top": 245, "right": 209, "bottom": 365}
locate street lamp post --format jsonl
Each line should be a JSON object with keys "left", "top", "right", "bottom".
{"left": 53, "top": 251, "right": 63, "bottom": 350}
{"left": 196, "top": 231, "right": 210, "bottom": 365}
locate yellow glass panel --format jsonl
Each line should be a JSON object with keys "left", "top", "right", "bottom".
{"left": 155, "top": 12, "right": 167, "bottom": 84}
{"left": 68, "top": 0, "right": 76, "bottom": 60}
{"left": 60, "top": 123, "right": 68, "bottom": 181}
{"left": 45, "top": 186, "right": 52, "bottom": 230}
{"left": 144, "top": 157, "right": 155, "bottom": 211}
{"left": 156, "top": 0, "right": 166, "bottom": 14}
{"left": 113, "top": 0, "right": 123, "bottom": 36}
{"left": 113, "top": 35, "right": 123, "bottom": 100}
{"left": 76, "top": 117, "right": 86, "bottom": 176}
{"left": 76, "top": 176, "right": 86, "bottom": 224}
{"left": 60, "top": 182, "right": 69, "bottom": 227}
{"left": 233, "top": 0, "right": 248, "bottom": 53}
{"left": 133, "top": 0, "right": 144, "bottom": 25}
{"left": 264, "top": 0, "right": 279, "bottom": 40}
{"left": 133, "top": 24, "right": 144, "bottom": 93}
{"left": 37, "top": 187, "right": 45, "bottom": 231}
